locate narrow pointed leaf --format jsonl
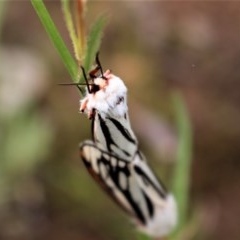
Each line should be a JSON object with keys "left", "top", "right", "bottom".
{"left": 31, "top": 0, "right": 78, "bottom": 81}
{"left": 82, "top": 14, "right": 107, "bottom": 79}
{"left": 61, "top": 0, "right": 81, "bottom": 62}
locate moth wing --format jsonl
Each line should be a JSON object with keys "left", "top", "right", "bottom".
{"left": 132, "top": 153, "right": 177, "bottom": 237}
{"left": 132, "top": 153, "right": 168, "bottom": 206}
{"left": 80, "top": 141, "right": 177, "bottom": 237}
{"left": 79, "top": 140, "right": 139, "bottom": 218}
{"left": 93, "top": 113, "right": 138, "bottom": 161}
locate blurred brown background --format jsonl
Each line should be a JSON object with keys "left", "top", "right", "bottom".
{"left": 1, "top": 1, "right": 240, "bottom": 240}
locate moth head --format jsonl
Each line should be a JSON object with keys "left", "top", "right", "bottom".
{"left": 90, "top": 69, "right": 113, "bottom": 93}
{"left": 59, "top": 53, "right": 128, "bottom": 118}
{"left": 58, "top": 53, "right": 115, "bottom": 93}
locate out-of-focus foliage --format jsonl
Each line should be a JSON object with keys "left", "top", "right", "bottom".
{"left": 1, "top": 1, "right": 240, "bottom": 240}
{"left": 171, "top": 92, "right": 192, "bottom": 239}
{"left": 0, "top": 41, "right": 53, "bottom": 239}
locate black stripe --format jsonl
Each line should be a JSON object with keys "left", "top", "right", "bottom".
{"left": 97, "top": 114, "right": 130, "bottom": 156}
{"left": 107, "top": 117, "right": 136, "bottom": 144}
{"left": 142, "top": 191, "right": 154, "bottom": 218}
{"left": 122, "top": 189, "right": 146, "bottom": 224}
{"left": 134, "top": 165, "right": 167, "bottom": 198}
{"left": 98, "top": 114, "right": 116, "bottom": 152}
{"left": 82, "top": 156, "right": 92, "bottom": 168}
{"left": 99, "top": 155, "right": 146, "bottom": 224}
{"left": 81, "top": 144, "right": 146, "bottom": 225}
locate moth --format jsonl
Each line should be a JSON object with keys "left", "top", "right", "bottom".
{"left": 78, "top": 54, "right": 177, "bottom": 237}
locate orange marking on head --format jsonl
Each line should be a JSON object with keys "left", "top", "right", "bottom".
{"left": 104, "top": 69, "right": 112, "bottom": 78}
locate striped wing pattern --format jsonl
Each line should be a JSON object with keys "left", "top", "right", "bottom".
{"left": 79, "top": 140, "right": 168, "bottom": 227}
{"left": 92, "top": 113, "right": 138, "bottom": 161}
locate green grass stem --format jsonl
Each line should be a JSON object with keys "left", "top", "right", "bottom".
{"left": 171, "top": 91, "right": 192, "bottom": 237}
{"left": 31, "top": 0, "right": 78, "bottom": 81}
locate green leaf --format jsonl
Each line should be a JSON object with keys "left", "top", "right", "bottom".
{"left": 61, "top": 0, "right": 81, "bottom": 62}
{"left": 82, "top": 14, "right": 107, "bottom": 80}
{"left": 137, "top": 232, "right": 153, "bottom": 240}
{"left": 171, "top": 91, "right": 192, "bottom": 237}
{"left": 31, "top": 0, "right": 78, "bottom": 81}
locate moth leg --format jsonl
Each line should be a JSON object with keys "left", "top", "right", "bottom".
{"left": 80, "top": 98, "right": 88, "bottom": 113}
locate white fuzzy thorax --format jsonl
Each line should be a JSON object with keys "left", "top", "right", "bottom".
{"left": 138, "top": 194, "right": 177, "bottom": 237}
{"left": 80, "top": 71, "right": 128, "bottom": 119}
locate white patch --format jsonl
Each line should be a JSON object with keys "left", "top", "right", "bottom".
{"left": 105, "top": 175, "right": 114, "bottom": 188}
{"left": 90, "top": 156, "right": 100, "bottom": 174}
{"left": 110, "top": 157, "right": 117, "bottom": 167}
{"left": 83, "top": 145, "right": 91, "bottom": 162}
{"left": 99, "top": 162, "right": 107, "bottom": 179}
{"left": 138, "top": 194, "right": 177, "bottom": 237}
{"left": 102, "top": 153, "right": 110, "bottom": 161}
{"left": 118, "top": 161, "right": 126, "bottom": 168}
{"left": 119, "top": 171, "right": 128, "bottom": 190}
{"left": 82, "top": 144, "right": 101, "bottom": 173}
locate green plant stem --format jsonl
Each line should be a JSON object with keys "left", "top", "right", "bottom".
{"left": 62, "top": 0, "right": 81, "bottom": 62}
{"left": 171, "top": 91, "right": 192, "bottom": 237}
{"left": 31, "top": 0, "right": 78, "bottom": 81}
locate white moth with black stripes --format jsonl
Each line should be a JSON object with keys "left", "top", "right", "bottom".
{"left": 78, "top": 55, "right": 177, "bottom": 237}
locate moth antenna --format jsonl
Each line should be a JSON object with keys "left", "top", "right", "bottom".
{"left": 81, "top": 66, "right": 91, "bottom": 93}
{"left": 58, "top": 82, "right": 92, "bottom": 95}
{"left": 95, "top": 52, "right": 107, "bottom": 80}
{"left": 58, "top": 83, "right": 89, "bottom": 86}
{"left": 58, "top": 82, "right": 96, "bottom": 94}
